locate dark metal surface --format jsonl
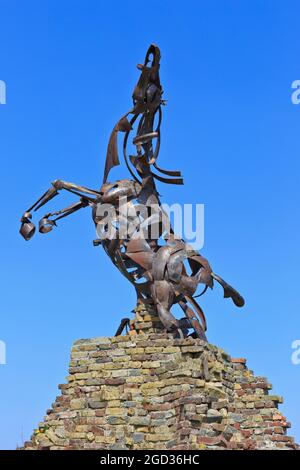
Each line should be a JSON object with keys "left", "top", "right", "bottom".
{"left": 20, "top": 45, "right": 244, "bottom": 339}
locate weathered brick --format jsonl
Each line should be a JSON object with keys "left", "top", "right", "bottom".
{"left": 23, "top": 328, "right": 298, "bottom": 451}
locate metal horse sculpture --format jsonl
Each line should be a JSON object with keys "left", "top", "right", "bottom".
{"left": 20, "top": 45, "right": 244, "bottom": 340}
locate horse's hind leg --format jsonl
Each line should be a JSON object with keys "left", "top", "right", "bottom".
{"left": 151, "top": 280, "right": 180, "bottom": 334}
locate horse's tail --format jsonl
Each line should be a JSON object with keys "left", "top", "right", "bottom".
{"left": 211, "top": 273, "right": 245, "bottom": 307}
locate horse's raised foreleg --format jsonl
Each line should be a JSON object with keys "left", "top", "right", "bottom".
{"left": 20, "top": 179, "right": 100, "bottom": 240}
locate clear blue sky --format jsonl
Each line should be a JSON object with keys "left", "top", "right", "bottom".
{"left": 0, "top": 0, "right": 299, "bottom": 449}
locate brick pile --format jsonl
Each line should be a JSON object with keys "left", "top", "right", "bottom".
{"left": 23, "top": 305, "right": 298, "bottom": 450}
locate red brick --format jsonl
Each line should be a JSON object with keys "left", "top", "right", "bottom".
{"left": 231, "top": 358, "right": 247, "bottom": 364}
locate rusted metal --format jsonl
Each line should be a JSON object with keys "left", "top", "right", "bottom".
{"left": 20, "top": 45, "right": 245, "bottom": 339}
{"left": 115, "top": 318, "right": 130, "bottom": 337}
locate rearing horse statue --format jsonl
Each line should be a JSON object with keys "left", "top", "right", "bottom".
{"left": 20, "top": 45, "right": 244, "bottom": 340}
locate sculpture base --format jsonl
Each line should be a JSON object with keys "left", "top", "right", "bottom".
{"left": 22, "top": 326, "right": 298, "bottom": 450}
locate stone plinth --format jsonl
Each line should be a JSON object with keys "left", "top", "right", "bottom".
{"left": 22, "top": 325, "right": 298, "bottom": 450}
